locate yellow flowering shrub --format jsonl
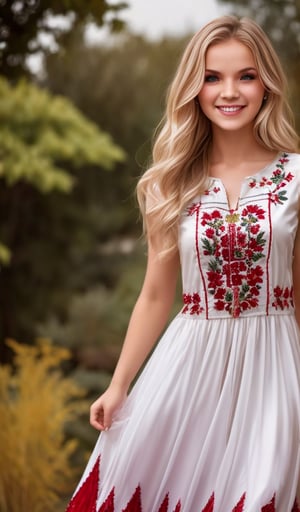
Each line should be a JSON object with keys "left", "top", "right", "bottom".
{"left": 0, "top": 339, "right": 86, "bottom": 512}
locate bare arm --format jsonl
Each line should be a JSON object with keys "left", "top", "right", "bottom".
{"left": 90, "top": 240, "right": 180, "bottom": 431}
{"left": 293, "top": 221, "right": 300, "bottom": 328}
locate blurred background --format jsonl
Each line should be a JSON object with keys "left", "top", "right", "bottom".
{"left": 0, "top": 0, "right": 299, "bottom": 510}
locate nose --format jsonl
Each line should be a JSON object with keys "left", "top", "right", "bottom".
{"left": 220, "top": 79, "right": 239, "bottom": 99}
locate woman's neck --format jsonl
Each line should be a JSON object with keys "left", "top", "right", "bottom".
{"left": 209, "top": 129, "right": 275, "bottom": 167}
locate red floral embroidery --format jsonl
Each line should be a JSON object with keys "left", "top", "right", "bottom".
{"left": 272, "top": 286, "right": 294, "bottom": 310}
{"left": 205, "top": 186, "right": 221, "bottom": 195}
{"left": 187, "top": 202, "right": 201, "bottom": 216}
{"left": 185, "top": 157, "right": 295, "bottom": 318}
{"left": 182, "top": 292, "right": 204, "bottom": 315}
{"left": 248, "top": 153, "right": 294, "bottom": 205}
{"left": 199, "top": 206, "right": 266, "bottom": 317}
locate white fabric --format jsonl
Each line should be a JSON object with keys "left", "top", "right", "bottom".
{"left": 72, "top": 153, "right": 300, "bottom": 512}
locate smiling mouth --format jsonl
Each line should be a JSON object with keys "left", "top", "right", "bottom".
{"left": 217, "top": 106, "right": 245, "bottom": 113}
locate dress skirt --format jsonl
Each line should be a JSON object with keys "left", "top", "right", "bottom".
{"left": 67, "top": 314, "right": 300, "bottom": 511}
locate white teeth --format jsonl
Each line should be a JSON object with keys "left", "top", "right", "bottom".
{"left": 219, "top": 106, "right": 242, "bottom": 112}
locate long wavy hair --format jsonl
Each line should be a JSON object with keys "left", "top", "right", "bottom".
{"left": 136, "top": 15, "right": 299, "bottom": 258}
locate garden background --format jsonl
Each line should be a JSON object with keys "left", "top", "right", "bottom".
{"left": 0, "top": 0, "right": 299, "bottom": 510}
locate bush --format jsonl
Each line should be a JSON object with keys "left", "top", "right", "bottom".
{"left": 0, "top": 339, "right": 86, "bottom": 512}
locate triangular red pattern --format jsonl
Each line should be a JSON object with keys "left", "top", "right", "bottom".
{"left": 66, "top": 456, "right": 100, "bottom": 512}
{"left": 98, "top": 488, "right": 115, "bottom": 512}
{"left": 261, "top": 493, "right": 275, "bottom": 512}
{"left": 158, "top": 493, "right": 169, "bottom": 512}
{"left": 292, "top": 499, "right": 300, "bottom": 512}
{"left": 122, "top": 485, "right": 142, "bottom": 512}
{"left": 232, "top": 493, "right": 246, "bottom": 512}
{"left": 202, "top": 493, "right": 214, "bottom": 512}
{"left": 172, "top": 501, "right": 181, "bottom": 512}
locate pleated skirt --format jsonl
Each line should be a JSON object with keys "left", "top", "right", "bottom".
{"left": 67, "top": 314, "right": 300, "bottom": 512}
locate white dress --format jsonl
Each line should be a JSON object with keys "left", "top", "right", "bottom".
{"left": 66, "top": 153, "right": 300, "bottom": 512}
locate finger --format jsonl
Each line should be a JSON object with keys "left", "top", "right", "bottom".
{"left": 103, "top": 408, "right": 114, "bottom": 431}
{"left": 90, "top": 405, "right": 105, "bottom": 431}
{"left": 90, "top": 419, "right": 103, "bottom": 431}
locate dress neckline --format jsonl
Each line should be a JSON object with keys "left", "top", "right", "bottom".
{"left": 208, "top": 152, "right": 282, "bottom": 182}
{"left": 208, "top": 152, "right": 284, "bottom": 211}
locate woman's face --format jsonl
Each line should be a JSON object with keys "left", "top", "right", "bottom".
{"left": 198, "top": 38, "right": 265, "bottom": 134}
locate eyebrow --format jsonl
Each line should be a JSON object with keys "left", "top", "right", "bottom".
{"left": 205, "top": 67, "right": 257, "bottom": 73}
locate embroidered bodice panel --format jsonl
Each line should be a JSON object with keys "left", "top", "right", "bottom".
{"left": 179, "top": 153, "right": 300, "bottom": 319}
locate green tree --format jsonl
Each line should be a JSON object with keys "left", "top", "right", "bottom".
{"left": 0, "top": 0, "right": 128, "bottom": 80}
{"left": 0, "top": 77, "right": 125, "bottom": 355}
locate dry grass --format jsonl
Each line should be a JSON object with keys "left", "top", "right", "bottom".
{"left": 0, "top": 339, "right": 86, "bottom": 512}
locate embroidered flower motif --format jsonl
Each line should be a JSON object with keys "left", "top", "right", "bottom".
{"left": 185, "top": 155, "right": 295, "bottom": 318}
{"left": 182, "top": 293, "right": 204, "bottom": 315}
{"left": 272, "top": 286, "right": 294, "bottom": 310}
{"left": 241, "top": 204, "right": 265, "bottom": 221}
{"left": 204, "top": 186, "right": 221, "bottom": 195}
{"left": 248, "top": 153, "right": 294, "bottom": 205}
{"left": 199, "top": 206, "right": 266, "bottom": 317}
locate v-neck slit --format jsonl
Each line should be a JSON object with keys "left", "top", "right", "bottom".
{"left": 208, "top": 152, "right": 283, "bottom": 212}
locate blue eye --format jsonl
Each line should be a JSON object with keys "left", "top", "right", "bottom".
{"left": 204, "top": 75, "right": 218, "bottom": 83}
{"left": 241, "top": 74, "right": 256, "bottom": 80}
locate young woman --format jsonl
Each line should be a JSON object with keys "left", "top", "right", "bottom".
{"left": 66, "top": 16, "right": 300, "bottom": 512}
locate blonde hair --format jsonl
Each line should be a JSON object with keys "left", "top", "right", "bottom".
{"left": 136, "top": 15, "right": 299, "bottom": 258}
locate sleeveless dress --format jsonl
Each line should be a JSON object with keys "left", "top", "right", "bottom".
{"left": 66, "top": 152, "right": 300, "bottom": 512}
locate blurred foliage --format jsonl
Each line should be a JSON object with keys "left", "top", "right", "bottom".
{"left": 38, "top": 246, "right": 146, "bottom": 368}
{"left": 0, "top": 242, "right": 11, "bottom": 265}
{"left": 0, "top": 0, "right": 128, "bottom": 80}
{"left": 0, "top": 76, "right": 125, "bottom": 353}
{"left": 218, "top": 0, "right": 300, "bottom": 129}
{"left": 0, "top": 77, "right": 124, "bottom": 192}
{"left": 40, "top": 26, "right": 190, "bottom": 369}
{"left": 0, "top": 30, "right": 188, "bottom": 355}
{"left": 45, "top": 27, "right": 188, "bottom": 224}
{"left": 218, "top": 0, "right": 300, "bottom": 58}
{"left": 0, "top": 339, "right": 86, "bottom": 512}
